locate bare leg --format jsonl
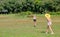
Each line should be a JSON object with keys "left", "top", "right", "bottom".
{"left": 49, "top": 25, "right": 54, "bottom": 34}
{"left": 46, "top": 25, "right": 49, "bottom": 34}
{"left": 34, "top": 21, "right": 36, "bottom": 27}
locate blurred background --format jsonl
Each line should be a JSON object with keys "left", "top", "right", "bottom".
{"left": 0, "top": 0, "right": 60, "bottom": 15}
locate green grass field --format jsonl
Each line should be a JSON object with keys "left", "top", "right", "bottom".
{"left": 0, "top": 14, "right": 60, "bottom": 37}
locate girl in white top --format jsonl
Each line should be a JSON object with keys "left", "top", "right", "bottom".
{"left": 45, "top": 13, "right": 54, "bottom": 34}
{"left": 33, "top": 14, "right": 36, "bottom": 27}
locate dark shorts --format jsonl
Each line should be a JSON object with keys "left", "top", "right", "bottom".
{"left": 33, "top": 19, "right": 36, "bottom": 22}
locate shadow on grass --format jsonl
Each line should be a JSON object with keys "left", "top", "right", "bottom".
{"left": 41, "top": 31, "right": 50, "bottom": 34}
{"left": 41, "top": 31, "right": 45, "bottom": 33}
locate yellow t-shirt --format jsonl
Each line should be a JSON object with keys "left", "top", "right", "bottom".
{"left": 45, "top": 13, "right": 50, "bottom": 19}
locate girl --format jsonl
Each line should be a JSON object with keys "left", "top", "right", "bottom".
{"left": 45, "top": 12, "right": 54, "bottom": 34}
{"left": 33, "top": 14, "right": 36, "bottom": 27}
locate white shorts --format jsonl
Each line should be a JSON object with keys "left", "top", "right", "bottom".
{"left": 48, "top": 21, "right": 52, "bottom": 25}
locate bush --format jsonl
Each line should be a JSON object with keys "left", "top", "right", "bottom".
{"left": 20, "top": 11, "right": 32, "bottom": 16}
{"left": 50, "top": 12, "right": 60, "bottom": 15}
{"left": 0, "top": 0, "right": 60, "bottom": 14}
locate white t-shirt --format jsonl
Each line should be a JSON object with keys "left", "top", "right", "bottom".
{"left": 33, "top": 16, "right": 36, "bottom": 19}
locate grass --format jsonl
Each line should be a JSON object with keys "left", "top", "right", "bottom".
{"left": 0, "top": 14, "right": 60, "bottom": 37}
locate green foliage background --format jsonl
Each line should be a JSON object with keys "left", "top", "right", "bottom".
{"left": 0, "top": 0, "right": 60, "bottom": 14}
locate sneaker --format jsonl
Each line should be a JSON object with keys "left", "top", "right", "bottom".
{"left": 46, "top": 32, "right": 48, "bottom": 34}
{"left": 51, "top": 32, "right": 54, "bottom": 34}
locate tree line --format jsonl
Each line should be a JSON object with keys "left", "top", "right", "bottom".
{"left": 0, "top": 0, "right": 60, "bottom": 14}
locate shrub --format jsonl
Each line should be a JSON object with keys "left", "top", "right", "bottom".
{"left": 50, "top": 12, "right": 60, "bottom": 15}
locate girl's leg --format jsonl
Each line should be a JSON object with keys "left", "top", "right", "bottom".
{"left": 49, "top": 25, "right": 54, "bottom": 34}
{"left": 34, "top": 21, "right": 36, "bottom": 27}
{"left": 46, "top": 25, "right": 49, "bottom": 34}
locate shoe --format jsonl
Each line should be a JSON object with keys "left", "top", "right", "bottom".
{"left": 51, "top": 32, "right": 54, "bottom": 34}
{"left": 46, "top": 32, "right": 48, "bottom": 34}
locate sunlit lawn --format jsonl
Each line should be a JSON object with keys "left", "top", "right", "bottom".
{"left": 0, "top": 14, "right": 60, "bottom": 37}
